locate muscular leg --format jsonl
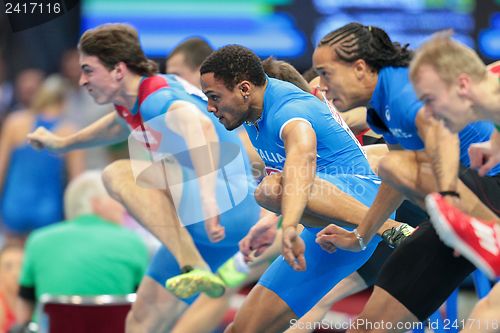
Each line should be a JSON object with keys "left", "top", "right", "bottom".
{"left": 102, "top": 159, "right": 207, "bottom": 269}
{"left": 378, "top": 151, "right": 497, "bottom": 219}
{"left": 225, "top": 285, "right": 296, "bottom": 333}
{"left": 462, "top": 282, "right": 500, "bottom": 333}
{"left": 346, "top": 287, "right": 419, "bottom": 333}
{"left": 285, "top": 272, "right": 368, "bottom": 333}
{"left": 126, "top": 276, "right": 188, "bottom": 333}
{"left": 254, "top": 173, "right": 400, "bottom": 231}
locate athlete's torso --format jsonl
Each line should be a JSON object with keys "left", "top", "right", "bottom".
{"left": 244, "top": 78, "right": 375, "bottom": 176}
{"left": 368, "top": 66, "right": 500, "bottom": 176}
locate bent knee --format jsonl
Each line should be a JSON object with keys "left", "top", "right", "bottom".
{"left": 102, "top": 160, "right": 132, "bottom": 192}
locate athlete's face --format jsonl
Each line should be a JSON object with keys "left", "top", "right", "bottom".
{"left": 166, "top": 53, "right": 201, "bottom": 89}
{"left": 201, "top": 72, "right": 249, "bottom": 131}
{"left": 312, "top": 46, "right": 373, "bottom": 111}
{"left": 79, "top": 53, "right": 121, "bottom": 105}
{"left": 413, "top": 64, "right": 473, "bottom": 133}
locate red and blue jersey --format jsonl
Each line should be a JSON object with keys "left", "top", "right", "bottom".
{"left": 114, "top": 74, "right": 253, "bottom": 177}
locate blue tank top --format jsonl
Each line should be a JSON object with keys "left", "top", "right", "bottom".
{"left": 114, "top": 75, "right": 257, "bottom": 229}
{"left": 0, "top": 115, "right": 65, "bottom": 233}
{"left": 244, "top": 77, "right": 374, "bottom": 176}
{"left": 368, "top": 67, "right": 500, "bottom": 176}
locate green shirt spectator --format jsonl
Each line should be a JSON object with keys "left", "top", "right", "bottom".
{"left": 16, "top": 170, "right": 149, "bottom": 325}
{"left": 19, "top": 214, "right": 148, "bottom": 299}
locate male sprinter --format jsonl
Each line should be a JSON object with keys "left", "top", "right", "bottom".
{"left": 27, "top": 23, "right": 261, "bottom": 332}
{"left": 313, "top": 23, "right": 500, "bottom": 332}
{"left": 198, "top": 45, "right": 402, "bottom": 333}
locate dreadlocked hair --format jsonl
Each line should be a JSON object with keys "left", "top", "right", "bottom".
{"left": 318, "top": 22, "right": 413, "bottom": 71}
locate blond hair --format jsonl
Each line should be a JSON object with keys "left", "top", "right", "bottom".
{"left": 31, "top": 74, "right": 69, "bottom": 111}
{"left": 410, "top": 31, "right": 487, "bottom": 86}
{"left": 64, "top": 170, "right": 108, "bottom": 220}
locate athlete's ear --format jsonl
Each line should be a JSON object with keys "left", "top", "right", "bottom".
{"left": 353, "top": 59, "right": 368, "bottom": 80}
{"left": 457, "top": 73, "right": 471, "bottom": 98}
{"left": 113, "top": 62, "right": 126, "bottom": 80}
{"left": 239, "top": 81, "right": 251, "bottom": 98}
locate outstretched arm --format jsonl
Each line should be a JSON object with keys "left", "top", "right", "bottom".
{"left": 316, "top": 144, "right": 406, "bottom": 253}
{"left": 27, "top": 112, "right": 130, "bottom": 153}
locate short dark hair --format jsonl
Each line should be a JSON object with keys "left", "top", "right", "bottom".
{"left": 200, "top": 45, "right": 266, "bottom": 90}
{"left": 78, "top": 23, "right": 158, "bottom": 76}
{"left": 318, "top": 22, "right": 413, "bottom": 71}
{"left": 261, "top": 57, "right": 310, "bottom": 93}
{"left": 168, "top": 37, "right": 213, "bottom": 70}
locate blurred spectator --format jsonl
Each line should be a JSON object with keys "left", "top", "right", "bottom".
{"left": 16, "top": 170, "right": 149, "bottom": 324}
{"left": 0, "top": 55, "right": 14, "bottom": 125}
{"left": 11, "top": 69, "right": 44, "bottom": 112}
{"left": 0, "top": 75, "right": 84, "bottom": 244}
{"left": 0, "top": 245, "right": 23, "bottom": 333}
{"left": 59, "top": 49, "right": 115, "bottom": 169}
{"left": 262, "top": 57, "right": 310, "bottom": 92}
{"left": 166, "top": 37, "right": 213, "bottom": 88}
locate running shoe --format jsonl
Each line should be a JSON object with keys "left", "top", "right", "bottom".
{"left": 426, "top": 193, "right": 500, "bottom": 279}
{"left": 382, "top": 223, "right": 415, "bottom": 248}
{"left": 217, "top": 255, "right": 249, "bottom": 288}
{"left": 166, "top": 268, "right": 226, "bottom": 299}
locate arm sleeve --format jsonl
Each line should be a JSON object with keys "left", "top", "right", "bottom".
{"left": 366, "top": 107, "right": 398, "bottom": 144}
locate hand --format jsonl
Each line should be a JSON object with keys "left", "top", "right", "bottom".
{"left": 204, "top": 216, "right": 225, "bottom": 243}
{"left": 315, "top": 224, "right": 362, "bottom": 253}
{"left": 202, "top": 201, "right": 225, "bottom": 243}
{"left": 239, "top": 214, "right": 278, "bottom": 262}
{"left": 469, "top": 141, "right": 500, "bottom": 176}
{"left": 282, "top": 226, "right": 306, "bottom": 271}
{"left": 27, "top": 126, "right": 66, "bottom": 152}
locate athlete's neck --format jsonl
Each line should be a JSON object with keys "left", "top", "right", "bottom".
{"left": 246, "top": 80, "right": 268, "bottom": 125}
{"left": 114, "top": 74, "right": 143, "bottom": 110}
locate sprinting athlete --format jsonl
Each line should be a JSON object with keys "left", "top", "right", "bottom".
{"left": 198, "top": 44, "right": 404, "bottom": 333}
{"left": 27, "top": 23, "right": 263, "bottom": 332}
{"left": 313, "top": 23, "right": 500, "bottom": 332}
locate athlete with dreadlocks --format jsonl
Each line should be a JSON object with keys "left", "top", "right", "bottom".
{"left": 313, "top": 23, "right": 500, "bottom": 332}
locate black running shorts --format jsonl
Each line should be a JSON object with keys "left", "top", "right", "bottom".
{"left": 375, "top": 166, "right": 500, "bottom": 321}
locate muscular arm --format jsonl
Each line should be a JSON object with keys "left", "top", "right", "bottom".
{"left": 28, "top": 112, "right": 130, "bottom": 153}
{"left": 166, "top": 101, "right": 219, "bottom": 205}
{"left": 166, "top": 100, "right": 225, "bottom": 241}
{"left": 416, "top": 108, "right": 460, "bottom": 192}
{"left": 280, "top": 120, "right": 317, "bottom": 231}
{"left": 356, "top": 144, "right": 406, "bottom": 243}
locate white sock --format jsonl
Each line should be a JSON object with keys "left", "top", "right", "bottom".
{"left": 233, "top": 252, "right": 250, "bottom": 274}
